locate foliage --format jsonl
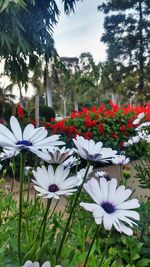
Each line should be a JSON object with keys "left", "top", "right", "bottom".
{"left": 0, "top": 182, "right": 149, "bottom": 266}
{"left": 0, "top": 0, "right": 82, "bottom": 84}
{"left": 30, "top": 106, "right": 56, "bottom": 122}
{"left": 134, "top": 152, "right": 150, "bottom": 189}
{"left": 0, "top": 83, "right": 16, "bottom": 119}
{"left": 98, "top": 0, "right": 150, "bottom": 95}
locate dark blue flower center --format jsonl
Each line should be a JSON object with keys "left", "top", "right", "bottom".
{"left": 101, "top": 201, "right": 115, "bottom": 214}
{"left": 48, "top": 184, "right": 59, "bottom": 192}
{"left": 16, "top": 140, "right": 32, "bottom": 147}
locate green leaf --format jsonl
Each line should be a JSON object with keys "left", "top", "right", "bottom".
{"left": 136, "top": 259, "right": 150, "bottom": 267}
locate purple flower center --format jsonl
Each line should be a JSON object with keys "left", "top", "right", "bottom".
{"left": 16, "top": 140, "right": 32, "bottom": 147}
{"left": 101, "top": 201, "right": 115, "bottom": 214}
{"left": 48, "top": 184, "right": 59, "bottom": 192}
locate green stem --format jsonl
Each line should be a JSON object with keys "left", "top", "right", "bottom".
{"left": 56, "top": 162, "right": 91, "bottom": 263}
{"left": 34, "top": 189, "right": 37, "bottom": 204}
{"left": 83, "top": 225, "right": 100, "bottom": 267}
{"left": 18, "top": 152, "right": 26, "bottom": 265}
{"left": 27, "top": 175, "right": 31, "bottom": 202}
{"left": 25, "top": 218, "right": 31, "bottom": 246}
{"left": 119, "top": 165, "right": 123, "bottom": 184}
{"left": 75, "top": 154, "right": 80, "bottom": 175}
{"left": 6, "top": 159, "right": 16, "bottom": 217}
{"left": 40, "top": 199, "right": 51, "bottom": 247}
{"left": 49, "top": 199, "right": 59, "bottom": 219}
{"left": 11, "top": 158, "right": 16, "bottom": 193}
{"left": 99, "top": 231, "right": 112, "bottom": 267}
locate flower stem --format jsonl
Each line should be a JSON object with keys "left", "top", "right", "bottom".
{"left": 40, "top": 199, "right": 51, "bottom": 247}
{"left": 27, "top": 174, "right": 31, "bottom": 202}
{"left": 11, "top": 158, "right": 16, "bottom": 193}
{"left": 18, "top": 152, "right": 26, "bottom": 265}
{"left": 6, "top": 159, "right": 16, "bottom": 217}
{"left": 83, "top": 225, "right": 100, "bottom": 267}
{"left": 49, "top": 199, "right": 59, "bottom": 218}
{"left": 56, "top": 162, "right": 91, "bottom": 263}
{"left": 99, "top": 230, "right": 112, "bottom": 267}
{"left": 119, "top": 165, "right": 123, "bottom": 184}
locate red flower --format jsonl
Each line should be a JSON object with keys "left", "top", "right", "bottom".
{"left": 98, "top": 123, "right": 104, "bottom": 134}
{"left": 84, "top": 131, "right": 93, "bottom": 140}
{"left": 127, "top": 121, "right": 133, "bottom": 129}
{"left": 17, "top": 104, "right": 24, "bottom": 119}
{"left": 120, "top": 125, "right": 125, "bottom": 132}
{"left": 45, "top": 122, "right": 51, "bottom": 129}
{"left": 50, "top": 118, "right": 55, "bottom": 122}
{"left": 85, "top": 115, "right": 97, "bottom": 128}
{"left": 113, "top": 132, "right": 117, "bottom": 139}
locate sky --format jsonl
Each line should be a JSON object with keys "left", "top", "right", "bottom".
{"left": 53, "top": 0, "right": 107, "bottom": 63}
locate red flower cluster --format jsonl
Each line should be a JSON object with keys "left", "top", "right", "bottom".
{"left": 49, "top": 102, "right": 150, "bottom": 150}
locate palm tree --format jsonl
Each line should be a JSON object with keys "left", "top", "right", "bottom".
{"left": 0, "top": 83, "right": 16, "bottom": 120}
{"left": 29, "top": 60, "right": 43, "bottom": 127}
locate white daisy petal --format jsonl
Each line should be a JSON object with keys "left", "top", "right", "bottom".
{"left": 0, "top": 134, "right": 16, "bottom": 147}
{"left": 0, "top": 124, "right": 17, "bottom": 143}
{"left": 10, "top": 116, "right": 22, "bottom": 140}
{"left": 119, "top": 222, "right": 133, "bottom": 236}
{"left": 84, "top": 178, "right": 103, "bottom": 204}
{"left": 117, "top": 199, "right": 140, "bottom": 210}
{"left": 113, "top": 189, "right": 132, "bottom": 205}
{"left": 95, "top": 217, "right": 102, "bottom": 224}
{"left": 80, "top": 202, "right": 100, "bottom": 212}
{"left": 22, "top": 124, "right": 35, "bottom": 140}
{"left": 103, "top": 213, "right": 113, "bottom": 230}
{"left": 30, "top": 128, "right": 48, "bottom": 143}
{"left": 120, "top": 210, "right": 140, "bottom": 221}
{"left": 100, "top": 178, "right": 108, "bottom": 201}
{"left": 22, "top": 261, "right": 59, "bottom": 267}
{"left": 60, "top": 176, "right": 79, "bottom": 190}
{"left": 108, "top": 178, "right": 117, "bottom": 202}
{"left": 42, "top": 262, "right": 51, "bottom": 267}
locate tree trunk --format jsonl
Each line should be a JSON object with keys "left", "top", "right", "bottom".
{"left": 63, "top": 96, "right": 67, "bottom": 117}
{"left": 138, "top": 0, "right": 144, "bottom": 95}
{"left": 46, "top": 76, "right": 53, "bottom": 107}
{"left": 73, "top": 88, "right": 78, "bottom": 111}
{"left": 19, "top": 86, "right": 24, "bottom": 107}
{"left": 35, "top": 94, "right": 39, "bottom": 127}
{"left": 111, "top": 91, "right": 117, "bottom": 104}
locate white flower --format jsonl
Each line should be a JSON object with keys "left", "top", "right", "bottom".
{"left": 136, "top": 121, "right": 150, "bottom": 131}
{"left": 32, "top": 165, "right": 79, "bottom": 199}
{"left": 73, "top": 136, "right": 117, "bottom": 162}
{"left": 34, "top": 147, "right": 77, "bottom": 167}
{"left": 95, "top": 171, "right": 108, "bottom": 178}
{"left": 123, "top": 136, "right": 140, "bottom": 147}
{"left": 0, "top": 149, "right": 19, "bottom": 161}
{"left": 22, "top": 260, "right": 62, "bottom": 267}
{"left": 25, "top": 166, "right": 33, "bottom": 175}
{"left": 0, "top": 116, "right": 64, "bottom": 156}
{"left": 80, "top": 178, "right": 140, "bottom": 236}
{"left": 138, "top": 130, "right": 150, "bottom": 142}
{"left": 77, "top": 166, "right": 93, "bottom": 185}
{"left": 111, "top": 155, "right": 130, "bottom": 165}
{"left": 62, "top": 155, "right": 79, "bottom": 168}
{"left": 133, "top": 112, "right": 145, "bottom": 125}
